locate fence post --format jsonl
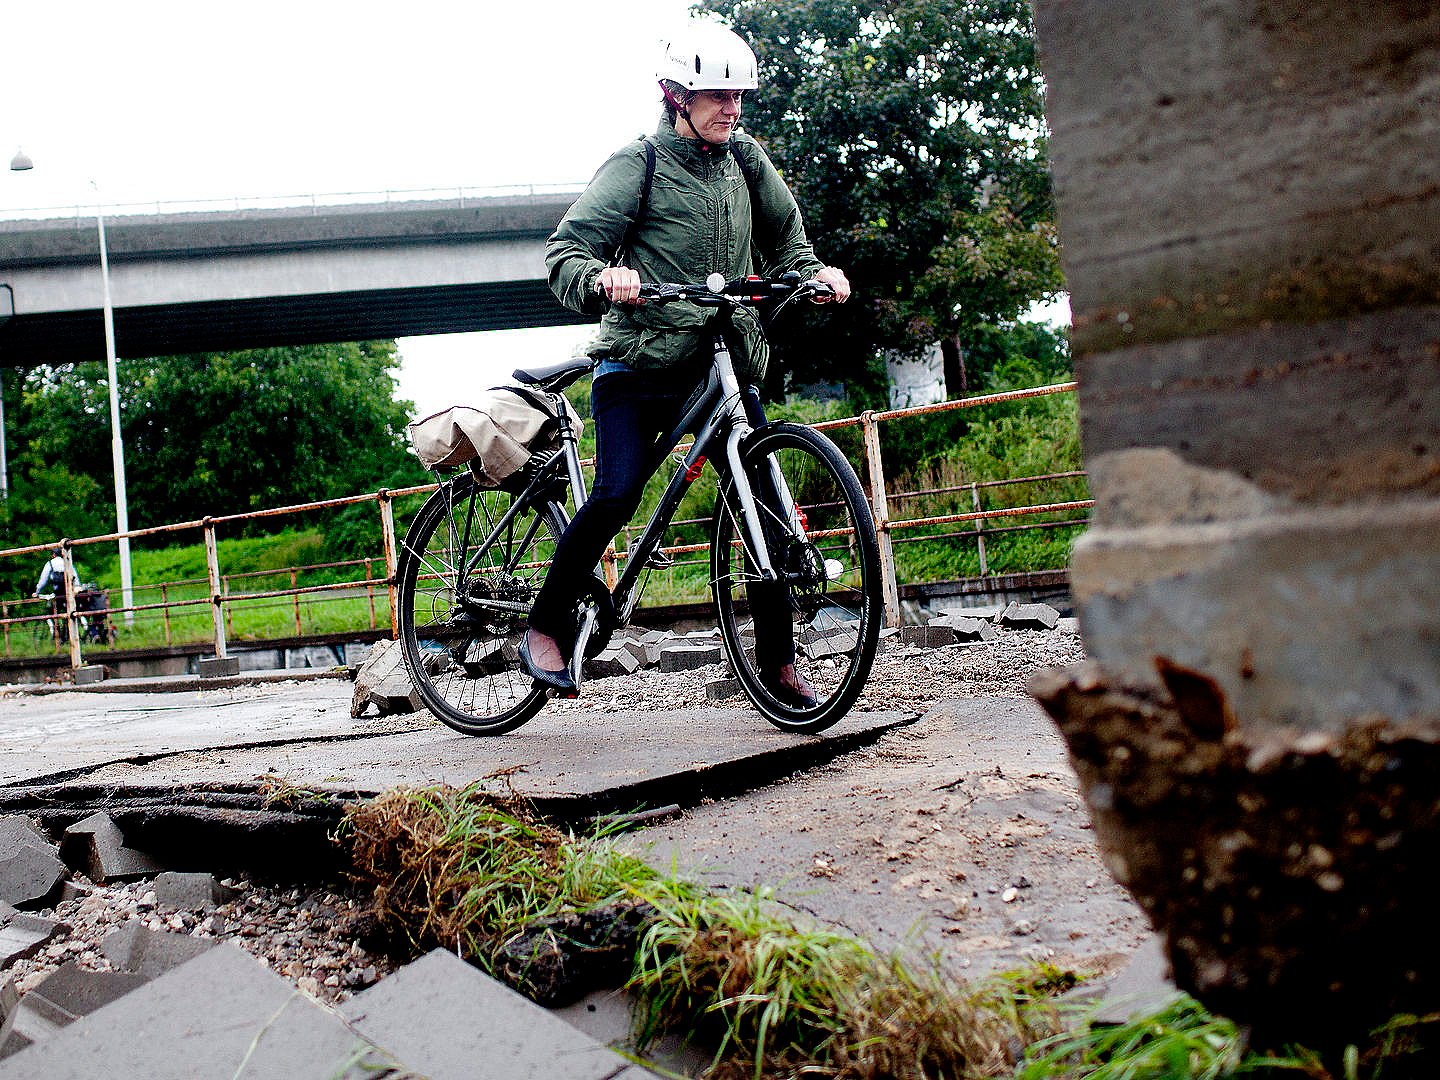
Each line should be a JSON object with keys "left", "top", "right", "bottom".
{"left": 365, "top": 559, "right": 377, "bottom": 630}
{"left": 161, "top": 583, "right": 172, "bottom": 645}
{"left": 203, "top": 519, "right": 228, "bottom": 659}
{"left": 860, "top": 412, "right": 901, "bottom": 628}
{"left": 379, "top": 491, "right": 399, "bottom": 639}
{"left": 971, "top": 482, "right": 989, "bottom": 577}
{"left": 291, "top": 568, "right": 302, "bottom": 636}
{"left": 1, "top": 600, "right": 8, "bottom": 658}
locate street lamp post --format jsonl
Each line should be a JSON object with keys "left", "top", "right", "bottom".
{"left": 8, "top": 150, "right": 134, "bottom": 624}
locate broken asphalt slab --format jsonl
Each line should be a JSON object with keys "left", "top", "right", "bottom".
{"left": 0, "top": 677, "right": 913, "bottom": 874}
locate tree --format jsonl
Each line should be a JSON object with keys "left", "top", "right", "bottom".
{"left": 700, "top": 0, "right": 1064, "bottom": 401}
{"left": 5, "top": 342, "right": 423, "bottom": 537}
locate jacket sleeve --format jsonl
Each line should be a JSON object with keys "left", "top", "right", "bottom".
{"left": 741, "top": 137, "right": 825, "bottom": 280}
{"left": 546, "top": 143, "right": 650, "bottom": 316}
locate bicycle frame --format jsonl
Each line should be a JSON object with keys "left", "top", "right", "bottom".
{"left": 494, "top": 326, "right": 806, "bottom": 665}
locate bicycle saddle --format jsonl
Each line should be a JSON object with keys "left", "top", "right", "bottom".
{"left": 512, "top": 357, "right": 595, "bottom": 393}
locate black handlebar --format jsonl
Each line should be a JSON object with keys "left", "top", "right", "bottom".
{"left": 600, "top": 273, "right": 834, "bottom": 306}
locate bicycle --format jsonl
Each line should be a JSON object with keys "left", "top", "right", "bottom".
{"left": 395, "top": 271, "right": 883, "bottom": 736}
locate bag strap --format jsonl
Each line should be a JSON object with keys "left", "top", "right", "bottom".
{"left": 610, "top": 135, "right": 658, "bottom": 267}
{"left": 611, "top": 134, "right": 762, "bottom": 267}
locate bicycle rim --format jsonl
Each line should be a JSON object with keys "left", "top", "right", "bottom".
{"left": 398, "top": 472, "right": 560, "bottom": 735}
{"left": 711, "top": 422, "right": 883, "bottom": 733}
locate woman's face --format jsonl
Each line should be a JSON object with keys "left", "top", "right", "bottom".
{"left": 683, "top": 89, "right": 743, "bottom": 144}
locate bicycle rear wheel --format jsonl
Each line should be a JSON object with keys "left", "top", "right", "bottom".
{"left": 711, "top": 422, "right": 883, "bottom": 733}
{"left": 397, "top": 471, "right": 564, "bottom": 735}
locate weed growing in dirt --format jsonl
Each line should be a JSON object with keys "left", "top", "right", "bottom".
{"left": 342, "top": 785, "right": 1432, "bottom": 1080}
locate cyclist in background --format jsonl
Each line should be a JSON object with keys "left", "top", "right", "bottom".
{"left": 520, "top": 19, "right": 850, "bottom": 703}
{"left": 34, "top": 547, "right": 69, "bottom": 602}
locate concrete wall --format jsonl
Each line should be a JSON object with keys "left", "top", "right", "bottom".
{"left": 1034, "top": 0, "right": 1440, "bottom": 736}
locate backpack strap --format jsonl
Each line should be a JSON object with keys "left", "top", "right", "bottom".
{"left": 610, "top": 134, "right": 763, "bottom": 267}
{"left": 610, "top": 135, "right": 657, "bottom": 267}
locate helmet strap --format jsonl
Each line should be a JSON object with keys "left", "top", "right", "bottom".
{"left": 662, "top": 83, "right": 725, "bottom": 150}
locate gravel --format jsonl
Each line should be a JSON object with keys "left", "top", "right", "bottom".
{"left": 5, "top": 623, "right": 1097, "bottom": 1005}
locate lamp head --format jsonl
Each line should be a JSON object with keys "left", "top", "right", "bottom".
{"left": 10, "top": 149, "right": 34, "bottom": 172}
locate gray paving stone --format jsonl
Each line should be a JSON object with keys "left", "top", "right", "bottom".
{"left": 0, "top": 942, "right": 397, "bottom": 1080}
{"left": 948, "top": 616, "right": 998, "bottom": 642}
{"left": 100, "top": 920, "right": 218, "bottom": 979}
{"left": 997, "top": 601, "right": 1061, "bottom": 631}
{"left": 620, "top": 638, "right": 662, "bottom": 666}
{"left": 0, "top": 845, "right": 66, "bottom": 910}
{"left": 340, "top": 948, "right": 657, "bottom": 1080}
{"left": 0, "top": 914, "right": 68, "bottom": 971}
{"left": 658, "top": 643, "right": 723, "bottom": 673}
{"left": 0, "top": 819, "right": 50, "bottom": 853}
{"left": 584, "top": 647, "right": 641, "bottom": 680}
{"left": 0, "top": 979, "right": 16, "bottom": 1058}
{"left": 900, "top": 623, "right": 958, "bottom": 648}
{"left": 705, "top": 676, "right": 743, "bottom": 701}
{"left": 59, "top": 812, "right": 160, "bottom": 884}
{"left": 153, "top": 871, "right": 238, "bottom": 912}
{"left": 349, "top": 637, "right": 407, "bottom": 718}
{"left": 2, "top": 961, "right": 148, "bottom": 1056}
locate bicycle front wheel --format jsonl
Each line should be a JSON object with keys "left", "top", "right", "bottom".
{"left": 397, "top": 471, "right": 564, "bottom": 735}
{"left": 711, "top": 422, "right": 883, "bottom": 733}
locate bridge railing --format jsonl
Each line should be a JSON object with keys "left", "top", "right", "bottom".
{"left": 0, "top": 381, "right": 1089, "bottom": 676}
{"left": 0, "top": 182, "right": 587, "bottom": 224}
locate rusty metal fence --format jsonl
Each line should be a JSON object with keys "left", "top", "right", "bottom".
{"left": 0, "top": 381, "right": 1089, "bottom": 675}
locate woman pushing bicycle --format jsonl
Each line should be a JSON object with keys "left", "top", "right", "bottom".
{"left": 519, "top": 19, "right": 851, "bottom": 704}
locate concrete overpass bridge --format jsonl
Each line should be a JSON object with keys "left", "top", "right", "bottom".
{"left": 0, "top": 187, "right": 588, "bottom": 367}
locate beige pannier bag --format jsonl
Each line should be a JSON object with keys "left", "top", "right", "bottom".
{"left": 407, "top": 385, "right": 582, "bottom": 486}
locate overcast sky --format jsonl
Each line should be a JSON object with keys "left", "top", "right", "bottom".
{"left": 4, "top": 1, "right": 1068, "bottom": 415}
{"left": 3, "top": 0, "right": 700, "bottom": 413}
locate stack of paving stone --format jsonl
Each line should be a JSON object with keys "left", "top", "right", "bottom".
{"left": 349, "top": 603, "right": 1070, "bottom": 714}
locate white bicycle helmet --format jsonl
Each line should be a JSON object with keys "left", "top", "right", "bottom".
{"left": 657, "top": 21, "right": 759, "bottom": 91}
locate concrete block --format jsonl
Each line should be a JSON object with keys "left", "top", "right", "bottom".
{"left": 0, "top": 914, "right": 68, "bottom": 970}
{"left": 801, "top": 626, "right": 859, "bottom": 661}
{"left": 59, "top": 812, "right": 161, "bottom": 884}
{"left": 3, "top": 962, "right": 148, "bottom": 1054}
{"left": 583, "top": 647, "right": 641, "bottom": 680}
{"left": 0, "top": 943, "right": 398, "bottom": 1080}
{"left": 0, "top": 978, "right": 18, "bottom": 1060}
{"left": 0, "top": 818, "right": 49, "bottom": 852}
{"left": 71, "top": 665, "right": 105, "bottom": 686}
{"left": 900, "top": 624, "right": 958, "bottom": 649}
{"left": 459, "top": 639, "right": 517, "bottom": 678}
{"left": 620, "top": 638, "right": 662, "bottom": 667}
{"left": 153, "top": 872, "right": 237, "bottom": 912}
{"left": 351, "top": 637, "right": 407, "bottom": 717}
{"left": 949, "top": 617, "right": 998, "bottom": 642}
{"left": 997, "top": 602, "right": 1060, "bottom": 631}
{"left": 705, "top": 676, "right": 743, "bottom": 701}
{"left": 196, "top": 656, "right": 240, "bottom": 678}
{"left": 657, "top": 643, "right": 723, "bottom": 672}
{"left": 340, "top": 948, "right": 657, "bottom": 1080}
{"left": 101, "top": 920, "right": 217, "bottom": 979}
{"left": 370, "top": 673, "right": 421, "bottom": 715}
{"left": 0, "top": 845, "right": 66, "bottom": 910}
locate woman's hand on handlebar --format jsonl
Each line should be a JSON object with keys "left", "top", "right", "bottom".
{"left": 594, "top": 266, "right": 644, "bottom": 305}
{"left": 811, "top": 266, "right": 850, "bottom": 304}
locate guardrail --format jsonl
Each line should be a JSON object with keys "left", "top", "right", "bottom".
{"left": 0, "top": 381, "right": 1089, "bottom": 676}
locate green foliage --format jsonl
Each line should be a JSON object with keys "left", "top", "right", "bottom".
{"left": 700, "top": 0, "right": 1063, "bottom": 396}
{"left": 1016, "top": 996, "right": 1313, "bottom": 1079}
{"left": 4, "top": 341, "right": 425, "bottom": 540}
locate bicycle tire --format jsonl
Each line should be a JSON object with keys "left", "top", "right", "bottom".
{"left": 711, "top": 422, "right": 883, "bottom": 733}
{"left": 397, "top": 471, "right": 564, "bottom": 735}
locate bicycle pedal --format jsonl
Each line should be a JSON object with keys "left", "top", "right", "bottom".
{"left": 646, "top": 548, "right": 674, "bottom": 569}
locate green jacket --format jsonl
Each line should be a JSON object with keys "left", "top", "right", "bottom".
{"left": 546, "top": 122, "right": 825, "bottom": 383}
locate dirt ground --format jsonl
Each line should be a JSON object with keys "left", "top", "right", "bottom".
{"left": 617, "top": 629, "right": 1153, "bottom": 981}
{"left": 5, "top": 625, "right": 1152, "bottom": 1004}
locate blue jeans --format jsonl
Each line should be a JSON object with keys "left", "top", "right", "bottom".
{"left": 527, "top": 368, "right": 795, "bottom": 668}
